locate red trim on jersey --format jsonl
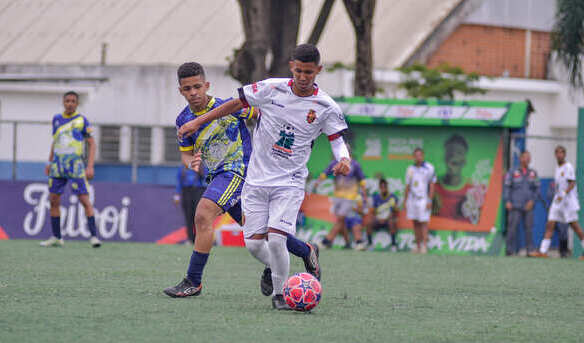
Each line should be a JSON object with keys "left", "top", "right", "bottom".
{"left": 328, "top": 132, "right": 342, "bottom": 141}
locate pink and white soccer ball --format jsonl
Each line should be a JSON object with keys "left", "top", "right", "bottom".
{"left": 283, "top": 272, "right": 322, "bottom": 312}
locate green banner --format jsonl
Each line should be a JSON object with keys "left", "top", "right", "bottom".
{"left": 303, "top": 124, "right": 505, "bottom": 255}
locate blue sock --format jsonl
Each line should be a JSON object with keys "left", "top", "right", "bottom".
{"left": 50, "top": 216, "right": 61, "bottom": 239}
{"left": 87, "top": 216, "right": 97, "bottom": 237}
{"left": 286, "top": 233, "right": 310, "bottom": 258}
{"left": 186, "top": 251, "right": 209, "bottom": 286}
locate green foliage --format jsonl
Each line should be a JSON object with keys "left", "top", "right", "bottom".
{"left": 396, "top": 63, "right": 487, "bottom": 100}
{"left": 552, "top": 0, "right": 584, "bottom": 89}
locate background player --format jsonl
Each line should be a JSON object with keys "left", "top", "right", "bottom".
{"left": 530, "top": 146, "right": 584, "bottom": 259}
{"left": 40, "top": 91, "right": 101, "bottom": 248}
{"left": 178, "top": 44, "right": 350, "bottom": 310}
{"left": 163, "top": 62, "right": 254, "bottom": 297}
{"left": 368, "top": 178, "right": 399, "bottom": 251}
{"left": 404, "top": 148, "right": 436, "bottom": 254}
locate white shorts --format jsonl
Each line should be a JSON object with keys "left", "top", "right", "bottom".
{"left": 331, "top": 197, "right": 354, "bottom": 217}
{"left": 548, "top": 201, "right": 579, "bottom": 224}
{"left": 241, "top": 183, "right": 305, "bottom": 238}
{"left": 406, "top": 196, "right": 431, "bottom": 222}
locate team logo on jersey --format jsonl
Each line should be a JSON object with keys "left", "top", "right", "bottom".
{"left": 272, "top": 124, "right": 295, "bottom": 159}
{"left": 306, "top": 109, "right": 317, "bottom": 124}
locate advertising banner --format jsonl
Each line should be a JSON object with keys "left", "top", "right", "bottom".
{"left": 302, "top": 124, "right": 505, "bottom": 255}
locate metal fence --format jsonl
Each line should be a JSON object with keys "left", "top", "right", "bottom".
{"left": 0, "top": 120, "right": 181, "bottom": 183}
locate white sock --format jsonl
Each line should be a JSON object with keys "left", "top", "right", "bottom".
{"left": 267, "top": 232, "right": 289, "bottom": 296}
{"left": 540, "top": 238, "right": 551, "bottom": 254}
{"left": 244, "top": 238, "right": 271, "bottom": 267}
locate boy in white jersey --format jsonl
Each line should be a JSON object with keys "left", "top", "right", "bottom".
{"left": 530, "top": 146, "right": 584, "bottom": 259}
{"left": 178, "top": 44, "right": 352, "bottom": 309}
{"left": 403, "top": 148, "right": 436, "bottom": 254}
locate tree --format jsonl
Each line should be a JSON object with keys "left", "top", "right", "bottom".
{"left": 552, "top": 0, "right": 584, "bottom": 90}
{"left": 343, "top": 0, "right": 376, "bottom": 97}
{"left": 396, "top": 64, "right": 487, "bottom": 100}
{"left": 228, "top": 0, "right": 336, "bottom": 85}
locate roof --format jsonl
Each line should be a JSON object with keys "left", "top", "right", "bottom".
{"left": 0, "top": 0, "right": 462, "bottom": 68}
{"left": 337, "top": 97, "right": 530, "bottom": 128}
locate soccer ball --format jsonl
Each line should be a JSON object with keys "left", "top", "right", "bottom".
{"left": 283, "top": 272, "right": 321, "bottom": 312}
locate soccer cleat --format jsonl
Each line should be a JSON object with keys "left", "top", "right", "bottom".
{"left": 303, "top": 243, "right": 321, "bottom": 281}
{"left": 354, "top": 241, "right": 367, "bottom": 251}
{"left": 260, "top": 267, "right": 273, "bottom": 296}
{"left": 89, "top": 236, "right": 102, "bottom": 248}
{"left": 163, "top": 278, "right": 202, "bottom": 298}
{"left": 420, "top": 245, "right": 428, "bottom": 254}
{"left": 528, "top": 251, "right": 548, "bottom": 258}
{"left": 316, "top": 238, "right": 332, "bottom": 250}
{"left": 40, "top": 236, "right": 64, "bottom": 247}
{"left": 272, "top": 294, "right": 291, "bottom": 311}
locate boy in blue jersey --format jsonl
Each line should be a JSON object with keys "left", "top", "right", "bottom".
{"left": 368, "top": 178, "right": 399, "bottom": 251}
{"left": 164, "top": 62, "right": 253, "bottom": 297}
{"left": 40, "top": 91, "right": 101, "bottom": 248}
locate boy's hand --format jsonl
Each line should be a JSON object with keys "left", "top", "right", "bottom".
{"left": 332, "top": 157, "right": 351, "bottom": 176}
{"left": 178, "top": 118, "right": 202, "bottom": 139}
{"left": 44, "top": 164, "right": 50, "bottom": 176}
{"left": 187, "top": 151, "right": 203, "bottom": 172}
{"left": 85, "top": 166, "right": 95, "bottom": 180}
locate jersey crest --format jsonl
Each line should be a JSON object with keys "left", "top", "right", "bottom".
{"left": 306, "top": 109, "right": 317, "bottom": 124}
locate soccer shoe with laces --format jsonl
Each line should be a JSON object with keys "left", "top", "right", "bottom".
{"left": 260, "top": 267, "right": 273, "bottom": 296}
{"left": 528, "top": 251, "right": 548, "bottom": 258}
{"left": 163, "top": 278, "right": 202, "bottom": 298}
{"left": 89, "top": 236, "right": 102, "bottom": 248}
{"left": 40, "top": 236, "right": 64, "bottom": 247}
{"left": 303, "top": 243, "right": 321, "bottom": 281}
{"left": 272, "top": 294, "right": 291, "bottom": 311}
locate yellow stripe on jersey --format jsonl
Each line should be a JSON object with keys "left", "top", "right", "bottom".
{"left": 217, "top": 176, "right": 242, "bottom": 206}
{"left": 179, "top": 145, "right": 194, "bottom": 152}
{"left": 194, "top": 97, "right": 216, "bottom": 116}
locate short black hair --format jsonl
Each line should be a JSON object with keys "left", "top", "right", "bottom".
{"left": 63, "top": 91, "right": 79, "bottom": 100}
{"left": 379, "top": 178, "right": 387, "bottom": 186}
{"left": 444, "top": 134, "right": 468, "bottom": 151}
{"left": 555, "top": 145, "right": 566, "bottom": 154}
{"left": 413, "top": 147, "right": 424, "bottom": 154}
{"left": 291, "top": 44, "right": 320, "bottom": 65}
{"left": 177, "top": 62, "right": 205, "bottom": 82}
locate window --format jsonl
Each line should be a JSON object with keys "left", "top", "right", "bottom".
{"left": 131, "top": 127, "right": 151, "bottom": 163}
{"left": 164, "top": 127, "right": 181, "bottom": 162}
{"left": 99, "top": 126, "right": 120, "bottom": 162}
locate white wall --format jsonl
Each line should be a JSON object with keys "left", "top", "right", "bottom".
{"left": 0, "top": 64, "right": 581, "bottom": 176}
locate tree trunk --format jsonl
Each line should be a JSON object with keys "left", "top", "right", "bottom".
{"left": 343, "top": 0, "right": 376, "bottom": 97}
{"left": 307, "top": 0, "right": 336, "bottom": 45}
{"left": 228, "top": 0, "right": 271, "bottom": 84}
{"left": 268, "top": 0, "right": 301, "bottom": 77}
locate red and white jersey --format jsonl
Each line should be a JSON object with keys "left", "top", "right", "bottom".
{"left": 406, "top": 162, "right": 437, "bottom": 199}
{"left": 238, "top": 78, "right": 347, "bottom": 188}
{"left": 554, "top": 161, "right": 579, "bottom": 210}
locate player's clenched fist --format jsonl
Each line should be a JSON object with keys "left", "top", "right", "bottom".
{"left": 178, "top": 118, "right": 202, "bottom": 139}
{"left": 186, "top": 151, "right": 203, "bottom": 172}
{"left": 332, "top": 157, "right": 351, "bottom": 176}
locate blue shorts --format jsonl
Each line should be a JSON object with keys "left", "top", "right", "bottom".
{"left": 203, "top": 172, "right": 243, "bottom": 223}
{"left": 344, "top": 216, "right": 363, "bottom": 229}
{"left": 49, "top": 177, "right": 89, "bottom": 195}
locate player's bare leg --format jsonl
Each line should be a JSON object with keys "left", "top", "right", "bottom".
{"left": 412, "top": 221, "right": 422, "bottom": 253}
{"left": 78, "top": 194, "right": 101, "bottom": 247}
{"left": 267, "top": 228, "right": 291, "bottom": 310}
{"left": 340, "top": 224, "right": 351, "bottom": 248}
{"left": 388, "top": 220, "right": 398, "bottom": 252}
{"left": 41, "top": 193, "right": 64, "bottom": 247}
{"left": 420, "top": 222, "right": 429, "bottom": 254}
{"left": 352, "top": 224, "right": 367, "bottom": 251}
{"left": 530, "top": 220, "right": 556, "bottom": 257}
{"left": 319, "top": 216, "right": 345, "bottom": 248}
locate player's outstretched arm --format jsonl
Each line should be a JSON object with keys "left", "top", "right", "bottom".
{"left": 178, "top": 98, "right": 245, "bottom": 139}
{"left": 329, "top": 135, "right": 351, "bottom": 176}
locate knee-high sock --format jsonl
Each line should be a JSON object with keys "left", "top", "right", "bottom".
{"left": 245, "top": 238, "right": 271, "bottom": 267}
{"left": 286, "top": 233, "right": 310, "bottom": 258}
{"left": 267, "top": 232, "right": 289, "bottom": 296}
{"left": 539, "top": 238, "right": 551, "bottom": 254}
{"left": 51, "top": 216, "right": 61, "bottom": 239}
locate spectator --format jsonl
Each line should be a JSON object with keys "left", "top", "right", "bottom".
{"left": 367, "top": 178, "right": 399, "bottom": 251}
{"left": 503, "top": 151, "right": 540, "bottom": 256}
{"left": 174, "top": 165, "right": 207, "bottom": 244}
{"left": 404, "top": 148, "right": 436, "bottom": 254}
{"left": 317, "top": 154, "right": 366, "bottom": 249}
{"left": 547, "top": 181, "right": 570, "bottom": 258}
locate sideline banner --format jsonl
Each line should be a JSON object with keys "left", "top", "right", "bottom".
{"left": 0, "top": 180, "right": 243, "bottom": 245}
{"left": 303, "top": 125, "right": 505, "bottom": 255}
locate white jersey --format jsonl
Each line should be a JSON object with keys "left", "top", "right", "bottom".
{"left": 554, "top": 161, "right": 579, "bottom": 210}
{"left": 239, "top": 78, "right": 348, "bottom": 188}
{"left": 406, "top": 162, "right": 436, "bottom": 199}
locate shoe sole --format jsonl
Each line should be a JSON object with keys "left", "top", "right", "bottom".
{"left": 91, "top": 243, "right": 101, "bottom": 248}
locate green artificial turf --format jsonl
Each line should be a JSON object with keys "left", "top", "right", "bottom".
{"left": 0, "top": 240, "right": 582, "bottom": 343}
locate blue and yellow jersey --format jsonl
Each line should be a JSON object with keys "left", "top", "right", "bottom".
{"left": 372, "top": 192, "right": 398, "bottom": 221}
{"left": 176, "top": 97, "right": 253, "bottom": 178}
{"left": 49, "top": 112, "right": 92, "bottom": 178}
